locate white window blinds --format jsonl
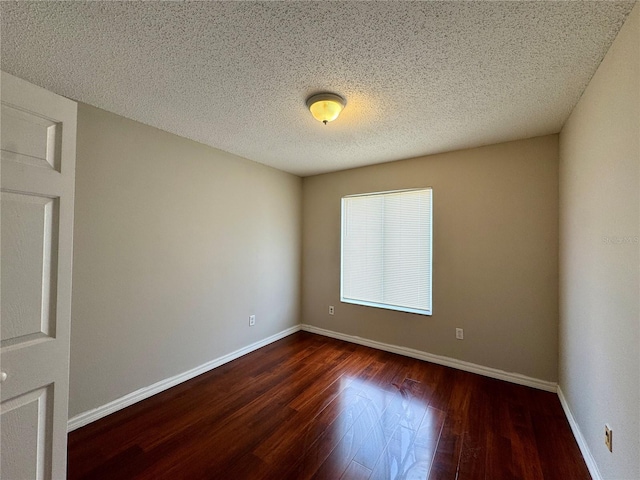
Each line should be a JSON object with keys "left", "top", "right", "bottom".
{"left": 341, "top": 188, "right": 432, "bottom": 315}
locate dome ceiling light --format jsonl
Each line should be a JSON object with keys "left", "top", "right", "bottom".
{"left": 306, "top": 93, "right": 346, "bottom": 125}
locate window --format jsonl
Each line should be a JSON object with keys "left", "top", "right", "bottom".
{"left": 341, "top": 188, "right": 432, "bottom": 315}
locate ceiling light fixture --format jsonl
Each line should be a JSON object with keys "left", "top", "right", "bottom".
{"left": 306, "top": 93, "right": 346, "bottom": 125}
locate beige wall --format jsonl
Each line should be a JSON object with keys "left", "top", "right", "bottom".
{"left": 559, "top": 4, "right": 639, "bottom": 479}
{"left": 69, "top": 104, "right": 302, "bottom": 417}
{"left": 302, "top": 135, "right": 559, "bottom": 381}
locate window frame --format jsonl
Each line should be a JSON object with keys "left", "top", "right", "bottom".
{"left": 340, "top": 187, "right": 433, "bottom": 316}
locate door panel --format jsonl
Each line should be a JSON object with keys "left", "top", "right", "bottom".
{"left": 1, "top": 386, "right": 53, "bottom": 480}
{"left": 1, "top": 72, "right": 76, "bottom": 479}
{"left": 1, "top": 192, "right": 58, "bottom": 346}
{"left": 1, "top": 104, "right": 61, "bottom": 171}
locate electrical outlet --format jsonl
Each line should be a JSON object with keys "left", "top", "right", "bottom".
{"left": 605, "top": 425, "right": 613, "bottom": 452}
{"left": 249, "top": 315, "right": 256, "bottom": 326}
{"left": 329, "top": 305, "right": 334, "bottom": 315}
{"left": 456, "top": 328, "right": 464, "bottom": 340}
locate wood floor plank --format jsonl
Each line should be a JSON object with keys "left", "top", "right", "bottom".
{"left": 253, "top": 346, "right": 382, "bottom": 470}
{"left": 299, "top": 385, "right": 377, "bottom": 479}
{"left": 340, "top": 461, "right": 372, "bottom": 480}
{"left": 351, "top": 391, "right": 404, "bottom": 470}
{"left": 428, "top": 413, "right": 464, "bottom": 480}
{"left": 67, "top": 332, "right": 590, "bottom": 480}
{"left": 507, "top": 400, "right": 545, "bottom": 480}
{"left": 456, "top": 375, "right": 490, "bottom": 480}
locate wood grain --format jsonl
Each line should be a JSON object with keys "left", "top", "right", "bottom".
{"left": 68, "top": 332, "right": 590, "bottom": 479}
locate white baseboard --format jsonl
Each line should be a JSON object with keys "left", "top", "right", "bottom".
{"left": 67, "top": 325, "right": 302, "bottom": 432}
{"left": 70, "top": 322, "right": 595, "bottom": 477}
{"left": 557, "top": 386, "right": 602, "bottom": 480}
{"left": 68, "top": 322, "right": 559, "bottom": 433}
{"left": 300, "top": 324, "right": 557, "bottom": 393}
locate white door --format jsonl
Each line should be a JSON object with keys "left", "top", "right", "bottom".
{"left": 1, "top": 72, "right": 77, "bottom": 479}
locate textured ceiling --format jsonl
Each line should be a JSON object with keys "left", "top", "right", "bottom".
{"left": 1, "top": 2, "right": 635, "bottom": 176}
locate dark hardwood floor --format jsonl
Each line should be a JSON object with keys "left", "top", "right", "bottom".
{"left": 68, "top": 332, "right": 590, "bottom": 480}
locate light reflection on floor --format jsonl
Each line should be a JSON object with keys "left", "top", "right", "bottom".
{"left": 300, "top": 375, "right": 441, "bottom": 479}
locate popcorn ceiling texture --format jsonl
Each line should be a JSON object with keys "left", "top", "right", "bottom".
{"left": 1, "top": 1, "right": 634, "bottom": 176}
